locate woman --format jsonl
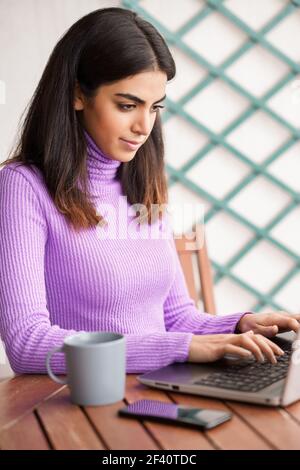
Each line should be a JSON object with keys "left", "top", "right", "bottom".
{"left": 0, "top": 7, "right": 299, "bottom": 375}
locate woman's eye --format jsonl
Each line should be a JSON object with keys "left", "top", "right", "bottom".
{"left": 118, "top": 104, "right": 135, "bottom": 111}
{"left": 154, "top": 105, "right": 165, "bottom": 111}
{"left": 118, "top": 104, "right": 165, "bottom": 112}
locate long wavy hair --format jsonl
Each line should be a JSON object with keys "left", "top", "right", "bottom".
{"left": 0, "top": 7, "right": 176, "bottom": 231}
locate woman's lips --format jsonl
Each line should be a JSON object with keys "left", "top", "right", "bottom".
{"left": 120, "top": 138, "right": 142, "bottom": 150}
{"left": 121, "top": 138, "right": 143, "bottom": 144}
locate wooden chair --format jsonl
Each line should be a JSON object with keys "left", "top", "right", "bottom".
{"left": 174, "top": 223, "right": 216, "bottom": 315}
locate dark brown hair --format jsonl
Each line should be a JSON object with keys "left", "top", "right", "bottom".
{"left": 0, "top": 7, "right": 176, "bottom": 230}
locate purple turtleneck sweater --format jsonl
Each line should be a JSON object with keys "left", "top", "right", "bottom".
{"left": 0, "top": 131, "right": 245, "bottom": 374}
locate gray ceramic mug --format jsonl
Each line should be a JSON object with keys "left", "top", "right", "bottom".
{"left": 46, "top": 332, "right": 126, "bottom": 406}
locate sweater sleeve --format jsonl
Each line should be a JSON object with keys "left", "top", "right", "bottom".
{"left": 0, "top": 167, "right": 193, "bottom": 375}
{"left": 0, "top": 167, "right": 83, "bottom": 374}
{"left": 163, "top": 233, "right": 247, "bottom": 335}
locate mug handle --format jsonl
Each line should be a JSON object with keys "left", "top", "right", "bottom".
{"left": 46, "top": 346, "right": 68, "bottom": 385}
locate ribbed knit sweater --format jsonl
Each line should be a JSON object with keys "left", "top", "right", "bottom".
{"left": 0, "top": 131, "right": 246, "bottom": 374}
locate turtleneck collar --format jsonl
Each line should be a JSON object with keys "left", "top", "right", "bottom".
{"left": 84, "top": 129, "right": 122, "bottom": 184}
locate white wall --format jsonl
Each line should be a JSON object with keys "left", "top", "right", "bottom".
{"left": 0, "top": 0, "right": 121, "bottom": 160}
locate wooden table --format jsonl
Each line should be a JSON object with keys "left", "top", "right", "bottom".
{"left": 1, "top": 374, "right": 300, "bottom": 450}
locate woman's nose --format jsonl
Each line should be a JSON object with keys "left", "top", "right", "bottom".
{"left": 132, "top": 112, "right": 153, "bottom": 136}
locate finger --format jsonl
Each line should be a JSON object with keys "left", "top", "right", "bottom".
{"left": 262, "top": 315, "right": 300, "bottom": 333}
{"left": 277, "top": 312, "right": 300, "bottom": 321}
{"left": 224, "top": 344, "right": 253, "bottom": 359}
{"left": 236, "top": 334, "right": 265, "bottom": 362}
{"left": 260, "top": 336, "right": 285, "bottom": 357}
{"left": 255, "top": 324, "right": 278, "bottom": 338}
{"left": 251, "top": 335, "right": 281, "bottom": 364}
{"left": 279, "top": 317, "right": 300, "bottom": 333}
{"left": 288, "top": 313, "right": 300, "bottom": 324}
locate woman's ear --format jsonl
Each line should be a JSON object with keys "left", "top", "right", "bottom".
{"left": 74, "top": 81, "right": 85, "bottom": 111}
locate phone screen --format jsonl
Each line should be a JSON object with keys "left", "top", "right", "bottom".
{"left": 119, "top": 399, "right": 232, "bottom": 430}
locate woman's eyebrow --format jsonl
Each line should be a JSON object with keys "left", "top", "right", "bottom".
{"left": 114, "top": 93, "right": 166, "bottom": 104}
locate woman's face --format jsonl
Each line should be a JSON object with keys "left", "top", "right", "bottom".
{"left": 74, "top": 70, "right": 167, "bottom": 162}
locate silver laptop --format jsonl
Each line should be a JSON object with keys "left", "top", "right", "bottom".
{"left": 138, "top": 331, "right": 300, "bottom": 407}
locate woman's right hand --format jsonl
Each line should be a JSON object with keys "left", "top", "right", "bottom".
{"left": 188, "top": 330, "right": 285, "bottom": 364}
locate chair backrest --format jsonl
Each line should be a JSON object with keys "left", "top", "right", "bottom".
{"left": 174, "top": 224, "right": 216, "bottom": 315}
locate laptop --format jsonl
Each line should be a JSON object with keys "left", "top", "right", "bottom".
{"left": 138, "top": 331, "right": 300, "bottom": 406}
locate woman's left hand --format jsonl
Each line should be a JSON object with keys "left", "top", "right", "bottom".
{"left": 236, "top": 311, "right": 300, "bottom": 337}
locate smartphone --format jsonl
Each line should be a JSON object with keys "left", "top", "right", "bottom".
{"left": 118, "top": 399, "right": 232, "bottom": 430}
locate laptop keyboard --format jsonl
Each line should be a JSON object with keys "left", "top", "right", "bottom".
{"left": 194, "top": 342, "right": 292, "bottom": 393}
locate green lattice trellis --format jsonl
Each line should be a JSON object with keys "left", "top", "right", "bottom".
{"left": 121, "top": 0, "right": 300, "bottom": 312}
